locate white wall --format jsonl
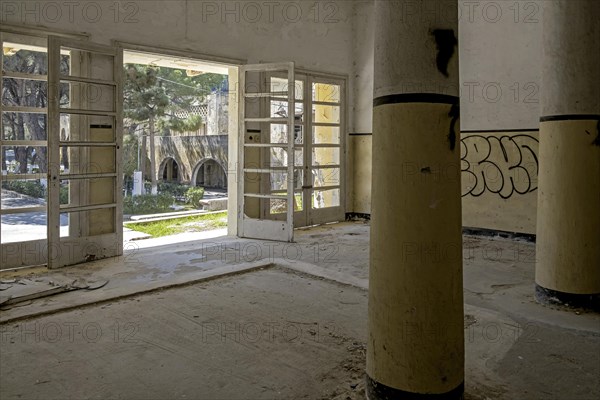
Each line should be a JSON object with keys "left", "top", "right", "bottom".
{"left": 1, "top": 1, "right": 354, "bottom": 73}
{"left": 348, "top": 0, "right": 543, "bottom": 138}
{"left": 458, "top": 1, "right": 542, "bottom": 234}
{"left": 348, "top": 1, "right": 543, "bottom": 234}
{"left": 459, "top": 0, "right": 542, "bottom": 131}
{"left": 350, "top": 0, "right": 374, "bottom": 134}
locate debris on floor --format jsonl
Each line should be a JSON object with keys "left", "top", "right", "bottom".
{"left": 0, "top": 277, "right": 109, "bottom": 309}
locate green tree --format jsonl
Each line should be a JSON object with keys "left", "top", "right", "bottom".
{"left": 123, "top": 64, "right": 226, "bottom": 194}
{"left": 2, "top": 48, "right": 69, "bottom": 174}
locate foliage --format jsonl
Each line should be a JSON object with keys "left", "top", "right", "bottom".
{"left": 185, "top": 187, "right": 205, "bottom": 208}
{"left": 141, "top": 181, "right": 190, "bottom": 197}
{"left": 1, "top": 49, "right": 70, "bottom": 174}
{"left": 59, "top": 186, "right": 69, "bottom": 205}
{"left": 126, "top": 212, "right": 227, "bottom": 238}
{"left": 2, "top": 181, "right": 69, "bottom": 204}
{"left": 123, "top": 65, "right": 228, "bottom": 133}
{"left": 122, "top": 64, "right": 227, "bottom": 193}
{"left": 1, "top": 180, "right": 44, "bottom": 198}
{"left": 122, "top": 126, "right": 139, "bottom": 181}
{"left": 157, "top": 182, "right": 189, "bottom": 197}
{"left": 123, "top": 65, "right": 169, "bottom": 123}
{"left": 123, "top": 193, "right": 175, "bottom": 215}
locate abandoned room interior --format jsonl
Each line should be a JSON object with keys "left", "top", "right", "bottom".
{"left": 0, "top": 1, "right": 599, "bottom": 399}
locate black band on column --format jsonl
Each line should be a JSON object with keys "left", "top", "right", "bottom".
{"left": 540, "top": 114, "right": 600, "bottom": 122}
{"left": 373, "top": 93, "right": 459, "bottom": 107}
{"left": 535, "top": 284, "right": 600, "bottom": 312}
{"left": 366, "top": 375, "right": 464, "bottom": 400}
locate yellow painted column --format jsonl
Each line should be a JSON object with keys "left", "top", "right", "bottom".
{"left": 535, "top": 0, "right": 600, "bottom": 311}
{"left": 366, "top": 1, "right": 464, "bottom": 398}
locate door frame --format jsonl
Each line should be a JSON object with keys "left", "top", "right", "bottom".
{"left": 114, "top": 41, "right": 243, "bottom": 237}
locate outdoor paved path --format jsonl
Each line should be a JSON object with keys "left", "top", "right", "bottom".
{"left": 1, "top": 190, "right": 67, "bottom": 242}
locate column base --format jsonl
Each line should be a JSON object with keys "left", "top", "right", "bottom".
{"left": 535, "top": 284, "right": 600, "bottom": 312}
{"left": 366, "top": 375, "right": 464, "bottom": 400}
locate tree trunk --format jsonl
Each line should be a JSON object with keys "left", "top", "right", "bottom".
{"left": 24, "top": 113, "right": 48, "bottom": 173}
{"left": 1, "top": 147, "right": 6, "bottom": 172}
{"left": 2, "top": 117, "right": 17, "bottom": 172}
{"left": 15, "top": 114, "right": 28, "bottom": 174}
{"left": 149, "top": 115, "right": 158, "bottom": 195}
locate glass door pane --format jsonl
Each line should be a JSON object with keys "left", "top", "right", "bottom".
{"left": 268, "top": 74, "right": 306, "bottom": 222}
{"left": 47, "top": 36, "right": 122, "bottom": 268}
{"left": 239, "top": 63, "right": 295, "bottom": 242}
{"left": 308, "top": 77, "right": 344, "bottom": 224}
{"left": 1, "top": 32, "right": 51, "bottom": 269}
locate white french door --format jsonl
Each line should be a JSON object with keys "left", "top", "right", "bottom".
{"left": 0, "top": 31, "right": 122, "bottom": 270}
{"left": 0, "top": 31, "right": 50, "bottom": 269}
{"left": 47, "top": 36, "right": 123, "bottom": 268}
{"left": 237, "top": 64, "right": 346, "bottom": 242}
{"left": 265, "top": 72, "right": 346, "bottom": 227}
{"left": 238, "top": 62, "right": 295, "bottom": 242}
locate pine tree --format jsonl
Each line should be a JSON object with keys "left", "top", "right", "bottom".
{"left": 1, "top": 48, "right": 69, "bottom": 174}
{"left": 122, "top": 64, "right": 226, "bottom": 194}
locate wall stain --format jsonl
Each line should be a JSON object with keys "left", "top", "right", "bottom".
{"left": 431, "top": 29, "right": 457, "bottom": 78}
{"left": 588, "top": 120, "right": 600, "bottom": 147}
{"left": 448, "top": 103, "right": 459, "bottom": 151}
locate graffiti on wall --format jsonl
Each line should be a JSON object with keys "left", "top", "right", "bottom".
{"left": 461, "top": 134, "right": 539, "bottom": 199}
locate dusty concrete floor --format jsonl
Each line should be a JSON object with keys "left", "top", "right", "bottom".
{"left": 1, "top": 221, "right": 599, "bottom": 400}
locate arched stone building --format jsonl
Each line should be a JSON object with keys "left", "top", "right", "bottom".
{"left": 150, "top": 135, "right": 228, "bottom": 190}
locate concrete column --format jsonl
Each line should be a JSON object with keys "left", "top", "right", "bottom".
{"left": 535, "top": 0, "right": 600, "bottom": 311}
{"left": 367, "top": 1, "right": 464, "bottom": 398}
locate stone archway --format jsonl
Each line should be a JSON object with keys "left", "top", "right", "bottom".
{"left": 192, "top": 158, "right": 227, "bottom": 189}
{"left": 159, "top": 157, "right": 180, "bottom": 183}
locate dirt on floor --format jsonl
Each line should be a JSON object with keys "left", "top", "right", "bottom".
{"left": 1, "top": 222, "right": 599, "bottom": 400}
{"left": 0, "top": 267, "right": 370, "bottom": 400}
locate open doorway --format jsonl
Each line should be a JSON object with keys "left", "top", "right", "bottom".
{"left": 120, "top": 49, "right": 234, "bottom": 242}
{"left": 1, "top": 31, "right": 240, "bottom": 270}
{"left": 192, "top": 158, "right": 227, "bottom": 189}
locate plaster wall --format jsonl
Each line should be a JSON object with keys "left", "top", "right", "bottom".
{"left": 350, "top": 1, "right": 374, "bottom": 215}
{"left": 461, "top": 130, "right": 539, "bottom": 234}
{"left": 1, "top": 1, "right": 354, "bottom": 73}
{"left": 349, "top": 0, "right": 543, "bottom": 234}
